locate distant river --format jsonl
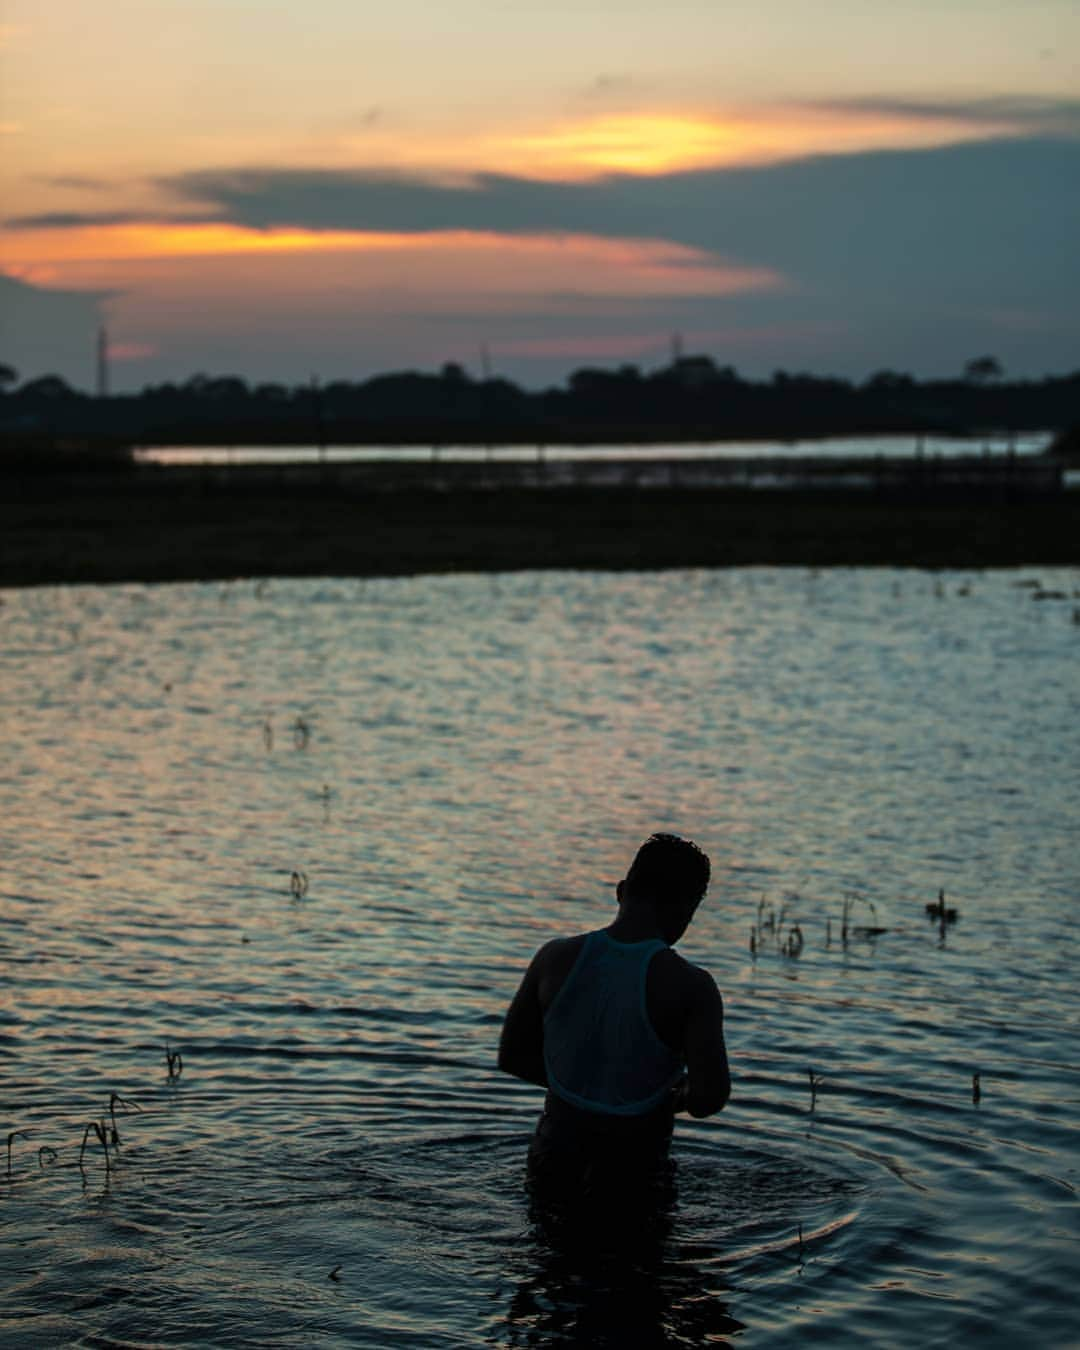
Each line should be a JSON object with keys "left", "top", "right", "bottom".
{"left": 1, "top": 568, "right": 1078, "bottom": 1346}
{"left": 136, "top": 431, "right": 1051, "bottom": 466}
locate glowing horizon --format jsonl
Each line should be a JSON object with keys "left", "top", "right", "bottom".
{"left": 2, "top": 0, "right": 1077, "bottom": 387}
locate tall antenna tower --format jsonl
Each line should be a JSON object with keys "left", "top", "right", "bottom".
{"left": 96, "top": 325, "right": 109, "bottom": 398}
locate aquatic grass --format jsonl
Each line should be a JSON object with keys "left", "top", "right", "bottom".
{"left": 290, "top": 870, "right": 309, "bottom": 899}
{"left": 165, "top": 1043, "right": 184, "bottom": 1079}
{"left": 972, "top": 1073, "right": 981, "bottom": 1104}
{"left": 293, "top": 715, "right": 310, "bottom": 749}
{"left": 807, "top": 1071, "right": 822, "bottom": 1112}
{"left": 79, "top": 1121, "right": 111, "bottom": 1176}
{"left": 750, "top": 894, "right": 805, "bottom": 959}
{"left": 842, "top": 894, "right": 889, "bottom": 944}
{"left": 6, "top": 1128, "right": 30, "bottom": 1177}
{"left": 925, "top": 889, "right": 958, "bottom": 941}
{"left": 262, "top": 717, "right": 274, "bottom": 750}
{"left": 108, "top": 1092, "right": 141, "bottom": 1147}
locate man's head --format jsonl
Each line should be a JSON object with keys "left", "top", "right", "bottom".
{"left": 621, "top": 832, "right": 711, "bottom": 943}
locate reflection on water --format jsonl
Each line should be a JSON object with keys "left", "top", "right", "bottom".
{"left": 135, "top": 430, "right": 1051, "bottom": 466}
{"left": 504, "top": 1190, "right": 744, "bottom": 1349}
{"left": 1, "top": 568, "right": 1078, "bottom": 1346}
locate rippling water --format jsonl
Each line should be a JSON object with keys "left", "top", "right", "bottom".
{"left": 1, "top": 568, "right": 1078, "bottom": 1347}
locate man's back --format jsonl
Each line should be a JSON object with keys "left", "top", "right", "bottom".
{"left": 498, "top": 834, "right": 730, "bottom": 1202}
{"left": 513, "top": 930, "right": 729, "bottom": 1120}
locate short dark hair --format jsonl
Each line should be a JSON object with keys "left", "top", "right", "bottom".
{"left": 625, "top": 833, "right": 710, "bottom": 907}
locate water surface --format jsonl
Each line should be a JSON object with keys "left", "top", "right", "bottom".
{"left": 1, "top": 568, "right": 1078, "bottom": 1346}
{"left": 135, "top": 431, "right": 1050, "bottom": 466}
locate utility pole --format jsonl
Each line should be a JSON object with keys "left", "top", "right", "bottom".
{"left": 96, "top": 325, "right": 109, "bottom": 398}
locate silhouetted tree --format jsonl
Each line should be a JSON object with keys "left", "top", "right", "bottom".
{"left": 964, "top": 355, "right": 1004, "bottom": 385}
{"left": 205, "top": 376, "right": 250, "bottom": 401}
{"left": 19, "top": 374, "right": 76, "bottom": 399}
{"left": 0, "top": 363, "right": 17, "bottom": 392}
{"left": 864, "top": 370, "right": 915, "bottom": 391}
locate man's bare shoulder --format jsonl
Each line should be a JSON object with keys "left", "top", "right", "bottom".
{"left": 652, "top": 948, "right": 721, "bottom": 1004}
{"left": 532, "top": 934, "right": 588, "bottom": 1007}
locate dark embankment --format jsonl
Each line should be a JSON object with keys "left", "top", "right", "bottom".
{"left": 2, "top": 462, "right": 1077, "bottom": 586}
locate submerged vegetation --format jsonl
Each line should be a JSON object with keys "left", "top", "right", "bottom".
{"left": 750, "top": 890, "right": 896, "bottom": 960}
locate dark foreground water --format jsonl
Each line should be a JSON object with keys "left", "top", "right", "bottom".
{"left": 1, "top": 568, "right": 1078, "bottom": 1348}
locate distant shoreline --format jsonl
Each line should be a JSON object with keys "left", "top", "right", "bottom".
{"left": 2, "top": 464, "right": 1078, "bottom": 587}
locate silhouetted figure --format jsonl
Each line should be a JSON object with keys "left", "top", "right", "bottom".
{"left": 498, "top": 833, "right": 730, "bottom": 1218}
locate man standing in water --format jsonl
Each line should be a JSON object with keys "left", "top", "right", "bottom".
{"left": 498, "top": 833, "right": 730, "bottom": 1202}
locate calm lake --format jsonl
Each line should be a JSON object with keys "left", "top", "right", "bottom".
{"left": 136, "top": 431, "right": 1050, "bottom": 466}
{"left": 1, "top": 567, "right": 1078, "bottom": 1347}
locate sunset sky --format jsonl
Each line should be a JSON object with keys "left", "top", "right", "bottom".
{"left": 2, "top": 0, "right": 1078, "bottom": 391}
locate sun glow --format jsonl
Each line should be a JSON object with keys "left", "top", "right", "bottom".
{"left": 2, "top": 222, "right": 453, "bottom": 264}
{"left": 484, "top": 105, "right": 1015, "bottom": 178}
{"left": 499, "top": 114, "right": 747, "bottom": 176}
{"left": 1, "top": 222, "right": 781, "bottom": 300}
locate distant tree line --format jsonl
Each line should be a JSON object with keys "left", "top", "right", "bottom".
{"left": 1, "top": 354, "right": 1078, "bottom": 453}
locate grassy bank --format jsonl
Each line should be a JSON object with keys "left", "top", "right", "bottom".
{"left": 2, "top": 471, "right": 1078, "bottom": 587}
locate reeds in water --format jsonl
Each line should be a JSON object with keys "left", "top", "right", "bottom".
{"left": 79, "top": 1120, "right": 111, "bottom": 1176}
{"left": 925, "top": 888, "right": 958, "bottom": 940}
{"left": 108, "top": 1092, "right": 141, "bottom": 1147}
{"left": 165, "top": 1043, "right": 183, "bottom": 1079}
{"left": 5, "top": 1129, "right": 30, "bottom": 1178}
{"left": 841, "top": 894, "right": 888, "bottom": 944}
{"left": 751, "top": 894, "right": 807, "bottom": 960}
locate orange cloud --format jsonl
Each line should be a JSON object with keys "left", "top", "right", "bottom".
{"left": 3, "top": 223, "right": 782, "bottom": 302}
{"left": 109, "top": 341, "right": 157, "bottom": 361}
{"left": 482, "top": 106, "right": 1009, "bottom": 178}
{"left": 3, "top": 222, "right": 444, "bottom": 264}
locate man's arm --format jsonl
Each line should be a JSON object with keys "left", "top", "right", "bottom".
{"left": 497, "top": 947, "right": 549, "bottom": 1088}
{"left": 675, "top": 969, "right": 731, "bottom": 1118}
